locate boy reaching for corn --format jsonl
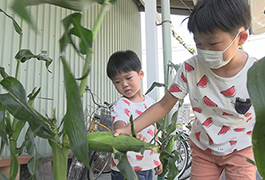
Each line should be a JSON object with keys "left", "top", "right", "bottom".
{"left": 113, "top": 0, "right": 258, "bottom": 179}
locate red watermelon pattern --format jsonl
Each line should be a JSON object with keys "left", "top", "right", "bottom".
{"left": 193, "top": 107, "right": 202, "bottom": 113}
{"left": 136, "top": 155, "right": 144, "bottom": 160}
{"left": 197, "top": 75, "right": 208, "bottom": 88}
{"left": 184, "top": 62, "right": 194, "bottom": 72}
{"left": 218, "top": 125, "right": 230, "bottom": 135}
{"left": 207, "top": 134, "right": 213, "bottom": 145}
{"left": 202, "top": 117, "right": 213, "bottom": 127}
{"left": 222, "top": 112, "right": 233, "bottom": 116}
{"left": 221, "top": 86, "right": 236, "bottom": 97}
{"left": 136, "top": 109, "right": 142, "bottom": 115}
{"left": 181, "top": 73, "right": 187, "bottom": 82}
{"left": 169, "top": 84, "right": 181, "bottom": 93}
{"left": 203, "top": 96, "right": 218, "bottom": 107}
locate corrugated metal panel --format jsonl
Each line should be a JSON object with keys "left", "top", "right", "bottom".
{"left": 0, "top": 0, "right": 141, "bottom": 157}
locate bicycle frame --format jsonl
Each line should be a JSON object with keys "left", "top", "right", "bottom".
{"left": 88, "top": 119, "right": 111, "bottom": 132}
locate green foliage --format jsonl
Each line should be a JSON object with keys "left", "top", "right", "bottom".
{"left": 0, "top": 1, "right": 145, "bottom": 180}
{"left": 145, "top": 62, "right": 182, "bottom": 180}
{"left": 247, "top": 56, "right": 265, "bottom": 179}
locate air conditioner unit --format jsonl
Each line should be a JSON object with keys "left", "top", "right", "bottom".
{"left": 249, "top": 0, "right": 265, "bottom": 34}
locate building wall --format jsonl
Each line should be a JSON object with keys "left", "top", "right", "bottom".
{"left": 0, "top": 0, "right": 142, "bottom": 157}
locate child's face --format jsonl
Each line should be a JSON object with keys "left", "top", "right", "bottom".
{"left": 112, "top": 70, "right": 144, "bottom": 101}
{"left": 194, "top": 29, "right": 241, "bottom": 63}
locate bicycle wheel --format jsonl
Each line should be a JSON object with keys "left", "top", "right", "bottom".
{"left": 175, "top": 134, "right": 189, "bottom": 179}
{"left": 87, "top": 151, "right": 111, "bottom": 179}
{"left": 67, "top": 156, "right": 87, "bottom": 180}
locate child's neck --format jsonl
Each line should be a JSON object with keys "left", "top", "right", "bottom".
{"left": 124, "top": 92, "right": 144, "bottom": 103}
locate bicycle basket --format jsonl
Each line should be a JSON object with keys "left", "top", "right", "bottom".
{"left": 98, "top": 108, "right": 113, "bottom": 132}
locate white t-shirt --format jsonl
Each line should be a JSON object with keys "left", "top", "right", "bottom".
{"left": 169, "top": 53, "right": 257, "bottom": 156}
{"left": 111, "top": 95, "right": 160, "bottom": 171}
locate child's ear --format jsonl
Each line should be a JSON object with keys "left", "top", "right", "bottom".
{"left": 238, "top": 31, "right": 248, "bottom": 46}
{"left": 139, "top": 70, "right": 144, "bottom": 80}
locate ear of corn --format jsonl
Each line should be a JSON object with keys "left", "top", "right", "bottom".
{"left": 87, "top": 131, "right": 160, "bottom": 153}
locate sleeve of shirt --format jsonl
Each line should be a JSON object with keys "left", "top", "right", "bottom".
{"left": 168, "top": 60, "right": 190, "bottom": 99}
{"left": 111, "top": 99, "right": 131, "bottom": 125}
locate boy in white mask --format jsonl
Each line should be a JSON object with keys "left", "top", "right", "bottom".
{"left": 114, "top": 0, "right": 258, "bottom": 179}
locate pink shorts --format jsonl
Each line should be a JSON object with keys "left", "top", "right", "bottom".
{"left": 190, "top": 140, "right": 256, "bottom": 180}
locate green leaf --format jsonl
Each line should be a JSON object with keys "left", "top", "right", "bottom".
{"left": 9, "top": 140, "right": 19, "bottom": 180}
{"left": 15, "top": 50, "right": 53, "bottom": 73}
{"left": 24, "top": 129, "right": 43, "bottom": 178}
{"left": 166, "top": 150, "right": 179, "bottom": 180}
{"left": 15, "top": 49, "right": 35, "bottom": 62}
{"left": 166, "top": 110, "right": 179, "bottom": 135}
{"left": 0, "top": 103, "right": 8, "bottom": 144}
{"left": 61, "top": 56, "right": 89, "bottom": 167}
{"left": 0, "top": 8, "right": 22, "bottom": 35}
{"left": 0, "top": 172, "right": 8, "bottom": 180}
{"left": 246, "top": 157, "right": 256, "bottom": 166}
{"left": 247, "top": 56, "right": 265, "bottom": 179}
{"left": 0, "top": 67, "right": 9, "bottom": 79}
{"left": 114, "top": 151, "right": 138, "bottom": 180}
{"left": 11, "top": 0, "right": 36, "bottom": 30}
{"left": 21, "top": 0, "right": 117, "bottom": 11}
{"left": 145, "top": 82, "right": 167, "bottom": 95}
{"left": 70, "top": 26, "right": 93, "bottom": 55}
{"left": 168, "top": 62, "right": 180, "bottom": 73}
{"left": 59, "top": 13, "right": 93, "bottom": 55}
{"left": 0, "top": 77, "right": 55, "bottom": 139}
{"left": 129, "top": 115, "right": 136, "bottom": 138}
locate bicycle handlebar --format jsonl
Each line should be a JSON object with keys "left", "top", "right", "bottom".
{"left": 85, "top": 85, "right": 113, "bottom": 109}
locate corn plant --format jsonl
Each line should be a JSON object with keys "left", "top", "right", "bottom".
{"left": 145, "top": 61, "right": 184, "bottom": 180}
{"left": 247, "top": 56, "right": 265, "bottom": 179}
{"left": 0, "top": 0, "right": 152, "bottom": 180}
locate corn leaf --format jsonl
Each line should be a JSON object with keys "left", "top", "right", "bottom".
{"left": 21, "top": 0, "right": 116, "bottom": 11}
{"left": 11, "top": 0, "right": 36, "bottom": 30}
{"left": 0, "top": 104, "right": 8, "bottom": 144}
{"left": 0, "top": 8, "right": 22, "bottom": 35}
{"left": 145, "top": 82, "right": 167, "bottom": 95}
{"left": 113, "top": 149, "right": 138, "bottom": 180}
{"left": 166, "top": 150, "right": 179, "bottom": 180}
{"left": 61, "top": 56, "right": 89, "bottom": 167}
{"left": 247, "top": 56, "right": 265, "bottom": 179}
{"left": 9, "top": 140, "right": 19, "bottom": 180}
{"left": 0, "top": 172, "right": 8, "bottom": 180}
{"left": 0, "top": 77, "right": 55, "bottom": 139}
{"left": 59, "top": 13, "right": 93, "bottom": 56}
{"left": 15, "top": 49, "right": 53, "bottom": 73}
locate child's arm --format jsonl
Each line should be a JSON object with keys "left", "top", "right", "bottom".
{"left": 114, "top": 91, "right": 179, "bottom": 136}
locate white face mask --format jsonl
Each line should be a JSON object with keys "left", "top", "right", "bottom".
{"left": 197, "top": 31, "right": 241, "bottom": 69}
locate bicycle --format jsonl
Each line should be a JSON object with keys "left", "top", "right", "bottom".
{"left": 67, "top": 85, "right": 114, "bottom": 180}
{"left": 174, "top": 104, "right": 193, "bottom": 180}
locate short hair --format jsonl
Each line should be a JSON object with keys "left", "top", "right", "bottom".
{"left": 188, "top": 0, "right": 251, "bottom": 36}
{"left": 107, "top": 50, "right": 141, "bottom": 80}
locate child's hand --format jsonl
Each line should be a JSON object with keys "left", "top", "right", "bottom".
{"left": 113, "top": 125, "right": 131, "bottom": 137}
{"left": 155, "top": 163, "right": 163, "bottom": 175}
{"left": 135, "top": 133, "right": 147, "bottom": 142}
{"left": 113, "top": 126, "right": 146, "bottom": 142}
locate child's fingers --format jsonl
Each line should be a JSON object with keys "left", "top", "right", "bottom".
{"left": 136, "top": 133, "right": 147, "bottom": 142}
{"left": 113, "top": 127, "right": 132, "bottom": 137}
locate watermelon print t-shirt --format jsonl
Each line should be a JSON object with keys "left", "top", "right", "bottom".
{"left": 169, "top": 53, "right": 257, "bottom": 156}
{"left": 111, "top": 95, "right": 160, "bottom": 172}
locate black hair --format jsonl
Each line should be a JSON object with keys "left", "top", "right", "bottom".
{"left": 188, "top": 0, "right": 251, "bottom": 35}
{"left": 106, "top": 50, "right": 141, "bottom": 80}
